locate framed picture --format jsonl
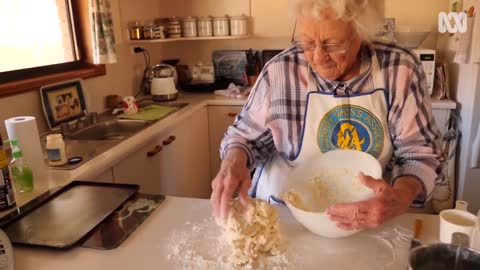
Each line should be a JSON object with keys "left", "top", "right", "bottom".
{"left": 40, "top": 79, "right": 88, "bottom": 130}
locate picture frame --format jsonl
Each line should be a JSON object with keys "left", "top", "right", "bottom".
{"left": 40, "top": 79, "right": 88, "bottom": 130}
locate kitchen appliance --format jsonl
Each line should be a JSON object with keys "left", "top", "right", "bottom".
{"left": 150, "top": 64, "right": 178, "bottom": 102}
{"left": 192, "top": 62, "right": 215, "bottom": 83}
{"left": 413, "top": 49, "right": 436, "bottom": 96}
{"left": 0, "top": 229, "right": 14, "bottom": 270}
{"left": 0, "top": 181, "right": 139, "bottom": 249}
{"left": 448, "top": 0, "right": 480, "bottom": 213}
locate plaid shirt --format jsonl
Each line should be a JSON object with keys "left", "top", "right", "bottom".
{"left": 221, "top": 41, "right": 444, "bottom": 205}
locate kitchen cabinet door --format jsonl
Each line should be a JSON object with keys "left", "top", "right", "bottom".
{"left": 113, "top": 107, "right": 211, "bottom": 198}
{"left": 159, "top": 107, "right": 212, "bottom": 198}
{"left": 112, "top": 139, "right": 165, "bottom": 194}
{"left": 90, "top": 168, "right": 114, "bottom": 183}
{"left": 208, "top": 105, "right": 244, "bottom": 177}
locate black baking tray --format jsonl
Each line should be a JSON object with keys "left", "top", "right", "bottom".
{"left": 0, "top": 181, "right": 139, "bottom": 249}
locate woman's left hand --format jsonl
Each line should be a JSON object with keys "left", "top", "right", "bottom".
{"left": 326, "top": 173, "right": 419, "bottom": 230}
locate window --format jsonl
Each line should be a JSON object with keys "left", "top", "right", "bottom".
{"left": 0, "top": 0, "right": 105, "bottom": 97}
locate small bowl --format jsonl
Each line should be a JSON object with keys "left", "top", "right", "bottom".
{"left": 283, "top": 149, "right": 382, "bottom": 238}
{"left": 394, "top": 31, "right": 430, "bottom": 48}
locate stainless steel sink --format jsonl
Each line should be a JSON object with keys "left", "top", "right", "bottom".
{"left": 66, "top": 119, "right": 151, "bottom": 141}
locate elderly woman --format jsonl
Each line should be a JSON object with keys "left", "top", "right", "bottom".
{"left": 211, "top": 0, "right": 443, "bottom": 231}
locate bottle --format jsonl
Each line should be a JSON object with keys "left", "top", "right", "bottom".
{"left": 46, "top": 134, "right": 67, "bottom": 166}
{"left": 7, "top": 139, "right": 33, "bottom": 193}
{"left": 0, "top": 135, "right": 16, "bottom": 210}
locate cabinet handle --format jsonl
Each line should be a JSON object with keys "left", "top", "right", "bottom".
{"left": 227, "top": 112, "right": 238, "bottom": 117}
{"left": 162, "top": 136, "right": 176, "bottom": 145}
{"left": 147, "top": 145, "right": 163, "bottom": 157}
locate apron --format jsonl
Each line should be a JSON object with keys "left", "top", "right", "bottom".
{"left": 251, "top": 54, "right": 394, "bottom": 203}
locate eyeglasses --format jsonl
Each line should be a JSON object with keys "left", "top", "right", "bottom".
{"left": 291, "top": 20, "right": 353, "bottom": 54}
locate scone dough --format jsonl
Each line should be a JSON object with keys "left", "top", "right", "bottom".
{"left": 222, "top": 199, "right": 283, "bottom": 265}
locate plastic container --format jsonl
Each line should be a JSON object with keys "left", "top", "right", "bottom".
{"left": 46, "top": 134, "right": 67, "bottom": 166}
{"left": 0, "top": 136, "right": 16, "bottom": 211}
{"left": 182, "top": 16, "right": 197, "bottom": 37}
{"left": 197, "top": 16, "right": 213, "bottom": 37}
{"left": 7, "top": 139, "right": 33, "bottom": 193}
{"left": 213, "top": 16, "right": 229, "bottom": 36}
{"left": 230, "top": 15, "right": 248, "bottom": 36}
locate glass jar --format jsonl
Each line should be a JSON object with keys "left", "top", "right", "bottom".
{"left": 213, "top": 16, "right": 230, "bottom": 36}
{"left": 182, "top": 16, "right": 197, "bottom": 37}
{"left": 143, "top": 24, "right": 155, "bottom": 39}
{"left": 46, "top": 134, "right": 67, "bottom": 166}
{"left": 197, "top": 16, "right": 213, "bottom": 37}
{"left": 129, "top": 21, "right": 143, "bottom": 40}
{"left": 230, "top": 15, "right": 248, "bottom": 36}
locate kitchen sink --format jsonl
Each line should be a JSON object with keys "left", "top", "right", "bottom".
{"left": 66, "top": 119, "right": 151, "bottom": 141}
{"left": 64, "top": 102, "right": 189, "bottom": 141}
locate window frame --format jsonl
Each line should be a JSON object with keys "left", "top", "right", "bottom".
{"left": 0, "top": 0, "right": 106, "bottom": 97}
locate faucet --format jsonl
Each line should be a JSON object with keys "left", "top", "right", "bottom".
{"left": 60, "top": 112, "right": 99, "bottom": 137}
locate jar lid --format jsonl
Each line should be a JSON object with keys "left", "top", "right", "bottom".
{"left": 183, "top": 16, "right": 197, "bottom": 22}
{"left": 47, "top": 134, "right": 63, "bottom": 140}
{"left": 213, "top": 15, "right": 228, "bottom": 20}
{"left": 198, "top": 16, "right": 212, "bottom": 21}
{"left": 230, "top": 14, "right": 247, "bottom": 20}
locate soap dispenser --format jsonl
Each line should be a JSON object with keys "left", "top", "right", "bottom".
{"left": 6, "top": 139, "right": 34, "bottom": 193}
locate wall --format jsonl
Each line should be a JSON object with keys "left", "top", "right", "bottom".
{"left": 0, "top": 0, "right": 146, "bottom": 139}
{"left": 0, "top": 0, "right": 295, "bottom": 139}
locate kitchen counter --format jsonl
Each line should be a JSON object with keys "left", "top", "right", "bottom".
{"left": 0, "top": 92, "right": 455, "bottom": 219}
{"left": 12, "top": 196, "right": 440, "bottom": 270}
{"left": 0, "top": 92, "right": 247, "bottom": 218}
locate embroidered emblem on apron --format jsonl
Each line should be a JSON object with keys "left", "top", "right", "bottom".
{"left": 317, "top": 105, "right": 384, "bottom": 158}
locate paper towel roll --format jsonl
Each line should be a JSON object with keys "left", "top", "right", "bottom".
{"left": 5, "top": 116, "right": 47, "bottom": 181}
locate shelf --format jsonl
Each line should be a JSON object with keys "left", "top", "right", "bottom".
{"left": 129, "top": 35, "right": 250, "bottom": 43}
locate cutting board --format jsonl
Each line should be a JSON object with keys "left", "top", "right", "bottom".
{"left": 165, "top": 205, "right": 413, "bottom": 270}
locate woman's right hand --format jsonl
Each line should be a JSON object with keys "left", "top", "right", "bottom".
{"left": 210, "top": 148, "right": 251, "bottom": 222}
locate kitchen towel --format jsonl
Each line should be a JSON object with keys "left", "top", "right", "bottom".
{"left": 117, "top": 105, "right": 176, "bottom": 121}
{"left": 5, "top": 116, "right": 47, "bottom": 181}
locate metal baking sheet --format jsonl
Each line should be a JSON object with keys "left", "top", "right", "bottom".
{"left": 2, "top": 181, "right": 139, "bottom": 249}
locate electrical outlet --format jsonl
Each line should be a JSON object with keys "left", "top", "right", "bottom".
{"left": 130, "top": 46, "right": 137, "bottom": 55}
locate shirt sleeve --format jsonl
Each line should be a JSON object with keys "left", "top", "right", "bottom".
{"left": 220, "top": 70, "right": 275, "bottom": 170}
{"left": 388, "top": 63, "right": 445, "bottom": 206}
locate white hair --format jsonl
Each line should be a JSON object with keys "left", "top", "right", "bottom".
{"left": 291, "top": 0, "right": 382, "bottom": 41}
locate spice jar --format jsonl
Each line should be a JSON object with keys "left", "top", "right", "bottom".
{"left": 197, "top": 16, "right": 213, "bottom": 37}
{"left": 129, "top": 21, "right": 143, "bottom": 40}
{"left": 230, "top": 15, "right": 248, "bottom": 36}
{"left": 182, "top": 16, "right": 197, "bottom": 37}
{"left": 143, "top": 23, "right": 155, "bottom": 39}
{"left": 46, "top": 134, "right": 67, "bottom": 166}
{"left": 213, "top": 16, "right": 230, "bottom": 36}
{"left": 167, "top": 17, "right": 182, "bottom": 38}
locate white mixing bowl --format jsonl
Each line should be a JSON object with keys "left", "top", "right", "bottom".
{"left": 283, "top": 149, "right": 382, "bottom": 238}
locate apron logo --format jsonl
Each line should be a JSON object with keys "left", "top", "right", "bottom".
{"left": 317, "top": 105, "right": 384, "bottom": 158}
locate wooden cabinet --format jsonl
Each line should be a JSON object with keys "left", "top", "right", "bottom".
{"left": 113, "top": 107, "right": 212, "bottom": 198}
{"left": 90, "top": 169, "right": 114, "bottom": 183}
{"left": 207, "top": 105, "right": 244, "bottom": 177}
{"left": 112, "top": 139, "right": 165, "bottom": 193}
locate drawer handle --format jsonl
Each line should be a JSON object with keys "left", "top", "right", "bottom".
{"left": 147, "top": 145, "right": 163, "bottom": 157}
{"left": 162, "top": 136, "right": 176, "bottom": 145}
{"left": 227, "top": 112, "right": 238, "bottom": 117}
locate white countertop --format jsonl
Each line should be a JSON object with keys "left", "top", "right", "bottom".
{"left": 12, "top": 196, "right": 441, "bottom": 270}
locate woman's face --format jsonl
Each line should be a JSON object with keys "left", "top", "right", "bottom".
{"left": 297, "top": 12, "right": 362, "bottom": 81}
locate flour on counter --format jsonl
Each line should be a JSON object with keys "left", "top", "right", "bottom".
{"left": 167, "top": 214, "right": 294, "bottom": 269}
